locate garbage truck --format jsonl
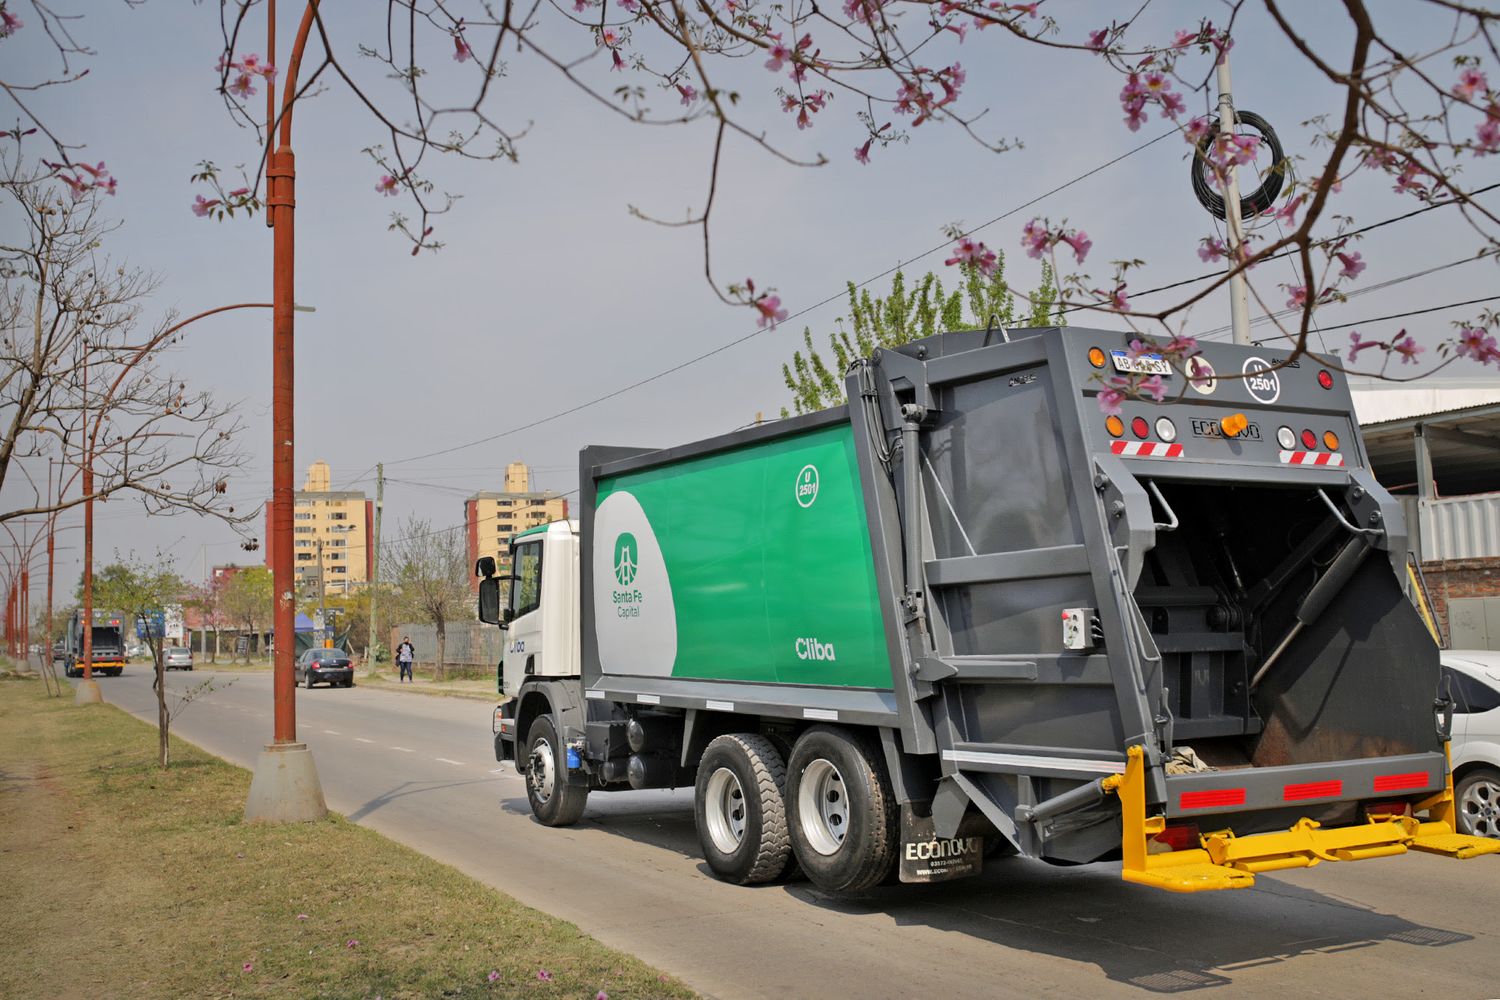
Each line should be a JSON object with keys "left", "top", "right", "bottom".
{"left": 476, "top": 326, "right": 1498, "bottom": 894}
{"left": 63, "top": 608, "right": 127, "bottom": 678}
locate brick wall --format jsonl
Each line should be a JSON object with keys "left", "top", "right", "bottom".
{"left": 1419, "top": 557, "right": 1500, "bottom": 644}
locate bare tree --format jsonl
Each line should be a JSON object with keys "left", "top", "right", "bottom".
{"left": 388, "top": 516, "right": 470, "bottom": 682}
{"left": 0, "top": 150, "right": 250, "bottom": 528}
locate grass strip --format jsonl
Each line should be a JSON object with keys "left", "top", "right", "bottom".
{"left": 0, "top": 674, "right": 695, "bottom": 999}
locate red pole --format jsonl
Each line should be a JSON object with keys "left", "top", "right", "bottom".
{"left": 81, "top": 346, "right": 93, "bottom": 681}
{"left": 21, "top": 567, "right": 28, "bottom": 663}
{"left": 46, "top": 460, "right": 55, "bottom": 663}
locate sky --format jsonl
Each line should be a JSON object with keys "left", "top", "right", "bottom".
{"left": 4, "top": 0, "right": 1498, "bottom": 607}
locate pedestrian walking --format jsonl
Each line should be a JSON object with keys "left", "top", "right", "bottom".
{"left": 396, "top": 636, "right": 415, "bottom": 683}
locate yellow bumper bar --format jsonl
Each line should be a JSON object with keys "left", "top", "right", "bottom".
{"left": 1108, "top": 745, "right": 1500, "bottom": 893}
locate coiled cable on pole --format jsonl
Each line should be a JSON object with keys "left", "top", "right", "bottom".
{"left": 1190, "top": 110, "right": 1286, "bottom": 220}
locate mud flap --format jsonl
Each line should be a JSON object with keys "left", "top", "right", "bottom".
{"left": 898, "top": 806, "right": 985, "bottom": 883}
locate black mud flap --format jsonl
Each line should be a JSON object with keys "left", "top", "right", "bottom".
{"left": 898, "top": 806, "right": 984, "bottom": 883}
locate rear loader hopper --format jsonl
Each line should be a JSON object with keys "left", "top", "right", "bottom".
{"left": 479, "top": 326, "right": 1498, "bottom": 895}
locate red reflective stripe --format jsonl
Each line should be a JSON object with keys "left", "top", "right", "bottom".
{"left": 1110, "top": 440, "right": 1127, "bottom": 454}
{"left": 1165, "top": 443, "right": 1184, "bottom": 457}
{"left": 1373, "top": 771, "right": 1430, "bottom": 792}
{"left": 1283, "top": 779, "right": 1342, "bottom": 801}
{"left": 1179, "top": 788, "right": 1246, "bottom": 810}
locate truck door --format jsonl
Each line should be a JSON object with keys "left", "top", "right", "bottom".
{"left": 502, "top": 538, "right": 545, "bottom": 693}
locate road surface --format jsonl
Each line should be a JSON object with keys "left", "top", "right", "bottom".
{"left": 100, "top": 668, "right": 1500, "bottom": 999}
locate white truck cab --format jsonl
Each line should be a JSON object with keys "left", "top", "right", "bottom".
{"left": 497, "top": 519, "right": 581, "bottom": 696}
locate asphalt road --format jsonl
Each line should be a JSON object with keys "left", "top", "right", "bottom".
{"left": 99, "top": 668, "right": 1500, "bottom": 1000}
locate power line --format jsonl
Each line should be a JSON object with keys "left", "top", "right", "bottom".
{"left": 1205, "top": 293, "right": 1500, "bottom": 346}
{"left": 380, "top": 128, "right": 1181, "bottom": 470}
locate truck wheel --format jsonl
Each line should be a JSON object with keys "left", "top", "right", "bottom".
{"left": 694, "top": 734, "right": 792, "bottom": 885}
{"left": 787, "top": 726, "right": 897, "bottom": 893}
{"left": 525, "top": 715, "right": 588, "bottom": 827}
{"left": 1457, "top": 767, "right": 1500, "bottom": 839}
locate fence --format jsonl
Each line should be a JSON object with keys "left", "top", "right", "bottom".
{"left": 389, "top": 620, "right": 503, "bottom": 670}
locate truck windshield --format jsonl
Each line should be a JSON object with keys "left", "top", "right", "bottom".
{"left": 512, "top": 541, "right": 542, "bottom": 618}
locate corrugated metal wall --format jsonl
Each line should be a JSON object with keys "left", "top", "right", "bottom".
{"left": 389, "top": 620, "right": 504, "bottom": 666}
{"left": 1419, "top": 492, "right": 1500, "bottom": 562}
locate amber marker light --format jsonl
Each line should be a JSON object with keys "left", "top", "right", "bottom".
{"left": 1088, "top": 346, "right": 1107, "bottom": 368}
{"left": 1220, "top": 413, "right": 1249, "bottom": 438}
{"left": 1105, "top": 415, "right": 1125, "bottom": 437}
{"left": 1323, "top": 430, "right": 1341, "bottom": 450}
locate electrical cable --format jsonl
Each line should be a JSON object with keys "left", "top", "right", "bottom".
{"left": 1190, "top": 111, "right": 1287, "bottom": 220}
{"left": 379, "top": 128, "right": 1182, "bottom": 470}
{"left": 1199, "top": 292, "right": 1500, "bottom": 345}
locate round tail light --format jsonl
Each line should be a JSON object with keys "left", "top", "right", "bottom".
{"left": 1131, "top": 417, "right": 1150, "bottom": 439}
{"left": 1301, "top": 429, "right": 1318, "bottom": 450}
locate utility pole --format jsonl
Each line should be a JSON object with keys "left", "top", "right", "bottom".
{"left": 1216, "top": 53, "right": 1253, "bottom": 347}
{"left": 77, "top": 340, "right": 102, "bottom": 703}
{"left": 368, "top": 462, "right": 383, "bottom": 674}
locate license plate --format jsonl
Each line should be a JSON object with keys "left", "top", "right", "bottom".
{"left": 1111, "top": 351, "right": 1171, "bottom": 376}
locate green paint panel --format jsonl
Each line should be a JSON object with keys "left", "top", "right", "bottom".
{"left": 597, "top": 423, "right": 892, "bottom": 689}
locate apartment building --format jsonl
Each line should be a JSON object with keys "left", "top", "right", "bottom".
{"left": 466, "top": 462, "right": 569, "bottom": 591}
{"left": 264, "top": 461, "right": 374, "bottom": 596}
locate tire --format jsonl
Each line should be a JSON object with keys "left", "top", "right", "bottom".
{"left": 1456, "top": 767, "right": 1500, "bottom": 839}
{"left": 305, "top": 671, "right": 314, "bottom": 690}
{"left": 694, "top": 734, "right": 793, "bottom": 885}
{"left": 786, "top": 726, "right": 898, "bottom": 893}
{"left": 524, "top": 714, "right": 589, "bottom": 827}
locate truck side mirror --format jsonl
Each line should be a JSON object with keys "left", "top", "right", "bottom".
{"left": 475, "top": 555, "right": 497, "bottom": 579}
{"left": 478, "top": 576, "right": 501, "bottom": 624}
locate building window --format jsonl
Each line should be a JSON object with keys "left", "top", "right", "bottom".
{"left": 330, "top": 512, "right": 348, "bottom": 521}
{"left": 296, "top": 553, "right": 314, "bottom": 562}
{"left": 295, "top": 512, "right": 313, "bottom": 521}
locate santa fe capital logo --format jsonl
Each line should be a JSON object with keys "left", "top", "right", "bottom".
{"left": 614, "top": 533, "right": 639, "bottom": 586}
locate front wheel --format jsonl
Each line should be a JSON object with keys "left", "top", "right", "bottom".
{"left": 694, "top": 734, "right": 793, "bottom": 885}
{"left": 525, "top": 714, "right": 588, "bottom": 826}
{"left": 786, "top": 726, "right": 897, "bottom": 893}
{"left": 304, "top": 671, "right": 314, "bottom": 690}
{"left": 1457, "top": 767, "right": 1500, "bottom": 839}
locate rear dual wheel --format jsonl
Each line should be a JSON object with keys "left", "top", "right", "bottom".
{"left": 695, "top": 734, "right": 793, "bottom": 885}
{"left": 786, "top": 726, "right": 897, "bottom": 893}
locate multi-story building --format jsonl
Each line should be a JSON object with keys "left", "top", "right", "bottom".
{"left": 265, "top": 461, "right": 374, "bottom": 596}
{"left": 466, "top": 462, "right": 569, "bottom": 591}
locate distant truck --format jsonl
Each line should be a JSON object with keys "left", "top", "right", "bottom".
{"left": 478, "top": 327, "right": 1498, "bottom": 895}
{"left": 64, "top": 608, "right": 127, "bottom": 678}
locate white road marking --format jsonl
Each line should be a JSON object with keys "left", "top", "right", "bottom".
{"left": 390, "top": 746, "right": 415, "bottom": 753}
{"left": 435, "top": 757, "right": 466, "bottom": 766}
{"left": 355, "top": 738, "right": 375, "bottom": 744}
{"left": 323, "top": 729, "right": 340, "bottom": 735}
{"left": 489, "top": 767, "right": 507, "bottom": 774}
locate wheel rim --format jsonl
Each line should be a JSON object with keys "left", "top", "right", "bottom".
{"left": 1460, "top": 776, "right": 1500, "bottom": 838}
{"left": 529, "top": 737, "right": 555, "bottom": 805}
{"left": 704, "top": 767, "right": 748, "bottom": 854}
{"left": 797, "top": 758, "right": 848, "bottom": 856}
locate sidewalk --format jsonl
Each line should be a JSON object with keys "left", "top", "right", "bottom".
{"left": 360, "top": 670, "right": 497, "bottom": 701}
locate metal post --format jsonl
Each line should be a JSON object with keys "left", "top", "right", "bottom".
{"left": 1216, "top": 55, "right": 1253, "bottom": 347}
{"left": 368, "top": 462, "right": 382, "bottom": 671}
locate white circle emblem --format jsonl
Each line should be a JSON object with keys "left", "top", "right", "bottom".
{"left": 1241, "top": 356, "right": 1282, "bottom": 405}
{"left": 795, "top": 464, "right": 820, "bottom": 508}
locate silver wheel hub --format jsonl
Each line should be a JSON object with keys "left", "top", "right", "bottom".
{"left": 798, "top": 758, "right": 848, "bottom": 856}
{"left": 704, "top": 767, "right": 748, "bottom": 854}
{"left": 529, "top": 738, "right": 555, "bottom": 805}
{"left": 1460, "top": 777, "right": 1500, "bottom": 838}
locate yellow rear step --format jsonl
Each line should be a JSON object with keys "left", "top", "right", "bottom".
{"left": 1108, "top": 745, "right": 1500, "bottom": 893}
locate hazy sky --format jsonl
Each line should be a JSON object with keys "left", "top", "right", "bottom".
{"left": 4, "top": 0, "right": 1497, "bottom": 603}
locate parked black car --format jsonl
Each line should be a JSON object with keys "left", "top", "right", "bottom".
{"left": 295, "top": 647, "right": 354, "bottom": 689}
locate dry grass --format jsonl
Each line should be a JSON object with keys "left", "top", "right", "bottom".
{"left": 0, "top": 677, "right": 696, "bottom": 1000}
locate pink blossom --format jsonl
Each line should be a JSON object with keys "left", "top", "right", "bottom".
{"left": 620, "top": 0, "right": 640, "bottom": 9}
{"left": 1213, "top": 133, "right": 1261, "bottom": 169}
{"left": 346, "top": 939, "right": 359, "bottom": 949}
{"left": 1097, "top": 383, "right": 1126, "bottom": 416}
{"left": 1183, "top": 116, "right": 1212, "bottom": 145}
{"left": 678, "top": 84, "right": 697, "bottom": 106}
{"left": 453, "top": 34, "right": 472, "bottom": 62}
{"left": 1106, "top": 284, "right": 1129, "bottom": 311}
{"left": 1197, "top": 236, "right": 1227, "bottom": 262}
{"left": 242, "top": 963, "right": 254, "bottom": 973}
{"left": 1165, "top": 334, "right": 1200, "bottom": 358}
{"left": 945, "top": 236, "right": 998, "bottom": 276}
{"left": 1394, "top": 162, "right": 1428, "bottom": 194}
{"left": 1086, "top": 27, "right": 1108, "bottom": 51}
{"left": 1347, "top": 330, "right": 1379, "bottom": 363}
{"left": 765, "top": 36, "right": 792, "bottom": 72}
{"left": 1456, "top": 327, "right": 1500, "bottom": 365}
{"left": 755, "top": 294, "right": 789, "bottom": 329}
{"left": 488, "top": 970, "right": 501, "bottom": 983}
{"left": 98, "top": 175, "right": 118, "bottom": 196}
{"left": 296, "top": 913, "right": 310, "bottom": 921}
{"left": 1477, "top": 113, "right": 1500, "bottom": 155}
{"left": 0, "top": 9, "right": 23, "bottom": 35}
{"left": 375, "top": 175, "right": 399, "bottom": 196}
{"left": 1189, "top": 357, "right": 1213, "bottom": 386}
{"left": 596, "top": 993, "right": 609, "bottom": 1000}
{"left": 600, "top": 28, "right": 620, "bottom": 47}
{"left": 1456, "top": 68, "right": 1488, "bottom": 101}
{"left": 1274, "top": 194, "right": 1304, "bottom": 225}
{"left": 1060, "top": 230, "right": 1091, "bottom": 264}
{"left": 537, "top": 970, "right": 554, "bottom": 982}
{"left": 228, "top": 73, "right": 257, "bottom": 99}
{"left": 1020, "top": 219, "right": 1048, "bottom": 258}
{"left": 843, "top": 0, "right": 889, "bottom": 24}
{"left": 854, "top": 138, "right": 872, "bottom": 164}
{"left": 192, "top": 194, "right": 221, "bottom": 217}
{"left": 1139, "top": 374, "right": 1167, "bottom": 402}
{"left": 1335, "top": 251, "right": 1365, "bottom": 280}
{"left": 1172, "top": 28, "right": 1197, "bottom": 48}
{"left": 1283, "top": 284, "right": 1308, "bottom": 310}
{"left": 1391, "top": 330, "right": 1423, "bottom": 364}
{"left": 1160, "top": 90, "right": 1186, "bottom": 118}
{"left": 1008, "top": 3, "right": 1038, "bottom": 16}
{"left": 612, "top": 48, "right": 625, "bottom": 71}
